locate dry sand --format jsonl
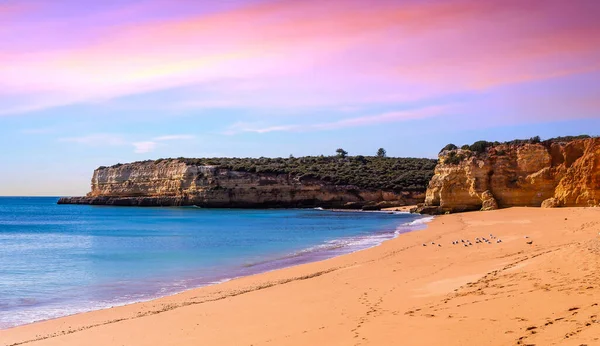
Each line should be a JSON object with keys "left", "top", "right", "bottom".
{"left": 2, "top": 207, "right": 600, "bottom": 346}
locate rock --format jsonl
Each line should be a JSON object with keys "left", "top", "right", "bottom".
{"left": 58, "top": 160, "right": 426, "bottom": 208}
{"left": 413, "top": 205, "right": 444, "bottom": 215}
{"left": 553, "top": 139, "right": 600, "bottom": 207}
{"left": 424, "top": 150, "right": 490, "bottom": 213}
{"left": 422, "top": 138, "right": 600, "bottom": 213}
{"left": 375, "top": 201, "right": 406, "bottom": 209}
{"left": 361, "top": 205, "right": 382, "bottom": 211}
{"left": 481, "top": 190, "right": 499, "bottom": 211}
{"left": 342, "top": 202, "right": 363, "bottom": 209}
{"left": 541, "top": 197, "right": 560, "bottom": 208}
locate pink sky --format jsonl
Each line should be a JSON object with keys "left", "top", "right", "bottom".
{"left": 1, "top": 0, "right": 599, "bottom": 116}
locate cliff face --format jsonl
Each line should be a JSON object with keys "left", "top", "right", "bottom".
{"left": 59, "top": 160, "right": 425, "bottom": 208}
{"left": 422, "top": 138, "right": 600, "bottom": 213}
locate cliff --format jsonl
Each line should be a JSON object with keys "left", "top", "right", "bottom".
{"left": 420, "top": 137, "right": 600, "bottom": 214}
{"left": 58, "top": 157, "right": 436, "bottom": 208}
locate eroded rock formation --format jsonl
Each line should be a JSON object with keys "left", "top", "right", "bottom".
{"left": 58, "top": 160, "right": 426, "bottom": 208}
{"left": 420, "top": 138, "right": 600, "bottom": 213}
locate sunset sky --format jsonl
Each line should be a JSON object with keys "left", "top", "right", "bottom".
{"left": 1, "top": 0, "right": 599, "bottom": 195}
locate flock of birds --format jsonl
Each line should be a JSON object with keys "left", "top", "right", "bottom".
{"left": 423, "top": 234, "right": 533, "bottom": 247}
{"left": 422, "top": 234, "right": 533, "bottom": 247}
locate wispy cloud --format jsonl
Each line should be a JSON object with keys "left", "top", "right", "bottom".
{"left": 57, "top": 133, "right": 194, "bottom": 153}
{"left": 132, "top": 134, "right": 195, "bottom": 153}
{"left": 132, "top": 141, "right": 157, "bottom": 154}
{"left": 58, "top": 133, "right": 127, "bottom": 146}
{"left": 153, "top": 134, "right": 195, "bottom": 141}
{"left": 225, "top": 105, "right": 451, "bottom": 134}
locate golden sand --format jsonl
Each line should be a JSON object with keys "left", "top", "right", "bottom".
{"left": 2, "top": 207, "right": 600, "bottom": 346}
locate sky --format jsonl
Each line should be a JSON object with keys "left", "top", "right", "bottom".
{"left": 1, "top": 0, "right": 599, "bottom": 196}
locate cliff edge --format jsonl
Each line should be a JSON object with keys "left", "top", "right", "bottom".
{"left": 58, "top": 156, "right": 436, "bottom": 209}
{"left": 419, "top": 137, "right": 599, "bottom": 214}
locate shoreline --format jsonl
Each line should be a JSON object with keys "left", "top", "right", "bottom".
{"left": 3, "top": 207, "right": 600, "bottom": 345}
{"left": 0, "top": 210, "right": 426, "bottom": 331}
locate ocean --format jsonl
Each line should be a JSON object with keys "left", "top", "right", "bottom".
{"left": 0, "top": 197, "right": 429, "bottom": 329}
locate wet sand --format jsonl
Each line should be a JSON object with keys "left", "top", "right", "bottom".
{"left": 2, "top": 207, "right": 600, "bottom": 346}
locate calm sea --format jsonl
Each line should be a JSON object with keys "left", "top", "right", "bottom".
{"left": 0, "top": 197, "right": 429, "bottom": 329}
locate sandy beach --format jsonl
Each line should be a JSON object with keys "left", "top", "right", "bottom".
{"left": 2, "top": 207, "right": 600, "bottom": 346}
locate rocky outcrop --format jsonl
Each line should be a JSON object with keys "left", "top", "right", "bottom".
{"left": 541, "top": 197, "right": 560, "bottom": 208}
{"left": 553, "top": 140, "right": 600, "bottom": 207}
{"left": 421, "top": 138, "right": 600, "bottom": 213}
{"left": 480, "top": 190, "right": 499, "bottom": 211}
{"left": 58, "top": 160, "right": 425, "bottom": 208}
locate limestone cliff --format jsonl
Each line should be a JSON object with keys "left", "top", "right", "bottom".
{"left": 58, "top": 160, "right": 427, "bottom": 208}
{"left": 421, "top": 138, "right": 600, "bottom": 213}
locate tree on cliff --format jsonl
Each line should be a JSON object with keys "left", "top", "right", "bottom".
{"left": 336, "top": 148, "right": 348, "bottom": 158}
{"left": 530, "top": 136, "right": 541, "bottom": 144}
{"left": 376, "top": 148, "right": 387, "bottom": 157}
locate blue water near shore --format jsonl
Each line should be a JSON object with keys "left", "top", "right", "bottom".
{"left": 0, "top": 197, "right": 430, "bottom": 329}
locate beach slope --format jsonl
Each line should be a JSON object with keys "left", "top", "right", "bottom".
{"left": 3, "top": 207, "right": 600, "bottom": 346}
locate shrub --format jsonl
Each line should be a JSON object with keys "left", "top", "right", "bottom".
{"left": 469, "top": 141, "right": 492, "bottom": 154}
{"left": 436, "top": 135, "right": 592, "bottom": 156}
{"left": 440, "top": 143, "right": 458, "bottom": 153}
{"left": 444, "top": 152, "right": 464, "bottom": 165}
{"left": 546, "top": 135, "right": 591, "bottom": 143}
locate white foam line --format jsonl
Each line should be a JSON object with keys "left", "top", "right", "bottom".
{"left": 406, "top": 216, "right": 435, "bottom": 226}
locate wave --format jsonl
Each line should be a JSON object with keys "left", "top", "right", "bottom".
{"left": 406, "top": 216, "right": 435, "bottom": 226}
{"left": 244, "top": 215, "right": 433, "bottom": 270}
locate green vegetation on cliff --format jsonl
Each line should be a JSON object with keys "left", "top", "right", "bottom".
{"left": 437, "top": 135, "right": 595, "bottom": 166}
{"left": 440, "top": 135, "right": 593, "bottom": 155}
{"left": 107, "top": 156, "right": 437, "bottom": 192}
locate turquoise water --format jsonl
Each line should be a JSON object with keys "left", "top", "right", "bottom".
{"left": 0, "top": 197, "right": 428, "bottom": 329}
